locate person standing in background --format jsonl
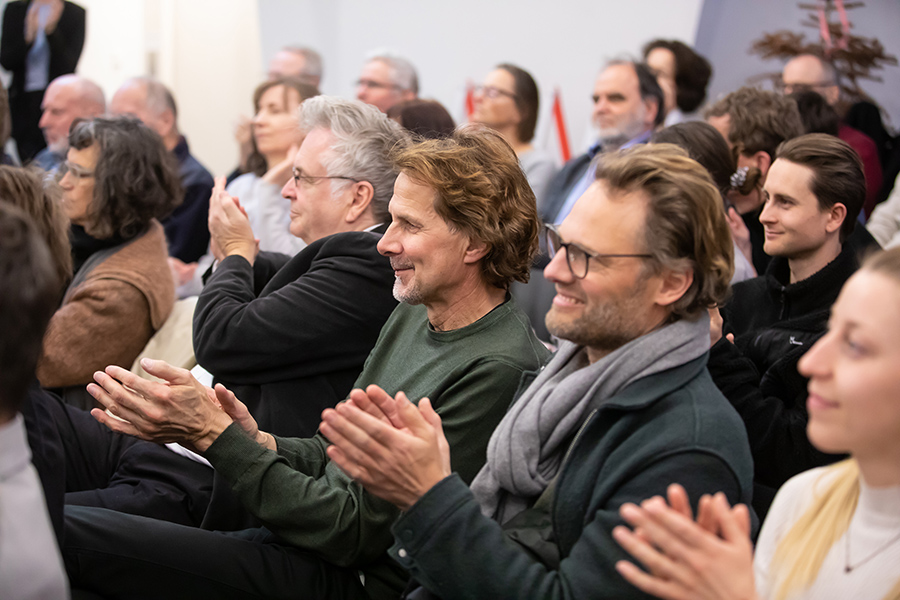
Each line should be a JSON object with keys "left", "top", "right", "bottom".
{"left": 0, "top": 0, "right": 85, "bottom": 162}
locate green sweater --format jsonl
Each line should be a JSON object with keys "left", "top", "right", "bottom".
{"left": 204, "top": 299, "right": 549, "bottom": 600}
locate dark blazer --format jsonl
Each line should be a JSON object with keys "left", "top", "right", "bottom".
{"left": 390, "top": 354, "right": 754, "bottom": 600}
{"left": 193, "top": 228, "right": 398, "bottom": 438}
{"left": 538, "top": 151, "right": 594, "bottom": 224}
{"left": 0, "top": 1, "right": 85, "bottom": 98}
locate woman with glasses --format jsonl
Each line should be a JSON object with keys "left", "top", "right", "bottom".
{"left": 614, "top": 247, "right": 900, "bottom": 600}
{"left": 470, "top": 64, "right": 557, "bottom": 203}
{"left": 36, "top": 116, "right": 180, "bottom": 409}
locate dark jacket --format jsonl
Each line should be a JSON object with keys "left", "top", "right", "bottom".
{"left": 538, "top": 147, "right": 597, "bottom": 225}
{"left": 389, "top": 353, "right": 754, "bottom": 600}
{"left": 162, "top": 136, "right": 214, "bottom": 263}
{"left": 0, "top": 1, "right": 85, "bottom": 98}
{"left": 709, "top": 244, "right": 860, "bottom": 515}
{"left": 193, "top": 228, "right": 397, "bottom": 438}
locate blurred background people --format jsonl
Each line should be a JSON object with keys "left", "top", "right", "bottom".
{"left": 470, "top": 63, "right": 557, "bottom": 201}
{"left": 110, "top": 76, "right": 214, "bottom": 265}
{"left": 355, "top": 51, "right": 418, "bottom": 113}
{"left": 0, "top": 0, "right": 85, "bottom": 163}
{"left": 37, "top": 117, "right": 180, "bottom": 409}
{"left": 33, "top": 74, "right": 105, "bottom": 172}
{"left": 643, "top": 39, "right": 713, "bottom": 126}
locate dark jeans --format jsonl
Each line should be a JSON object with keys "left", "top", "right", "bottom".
{"left": 65, "top": 506, "right": 369, "bottom": 600}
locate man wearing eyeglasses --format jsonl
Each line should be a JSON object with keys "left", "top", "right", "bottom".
{"left": 318, "top": 144, "right": 755, "bottom": 599}
{"left": 355, "top": 52, "right": 418, "bottom": 113}
{"left": 64, "top": 121, "right": 549, "bottom": 600}
{"left": 781, "top": 54, "right": 882, "bottom": 216}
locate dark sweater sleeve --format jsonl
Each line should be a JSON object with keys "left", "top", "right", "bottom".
{"left": 707, "top": 338, "right": 833, "bottom": 488}
{"left": 390, "top": 452, "right": 744, "bottom": 600}
{"left": 203, "top": 423, "right": 398, "bottom": 567}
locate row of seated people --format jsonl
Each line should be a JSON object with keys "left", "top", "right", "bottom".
{"left": 3, "top": 83, "right": 897, "bottom": 598}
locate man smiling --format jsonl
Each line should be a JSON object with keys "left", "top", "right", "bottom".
{"left": 65, "top": 126, "right": 548, "bottom": 600}
{"left": 318, "top": 144, "right": 754, "bottom": 599}
{"left": 708, "top": 133, "right": 866, "bottom": 518}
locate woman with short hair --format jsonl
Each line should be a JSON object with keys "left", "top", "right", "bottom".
{"left": 37, "top": 116, "right": 180, "bottom": 408}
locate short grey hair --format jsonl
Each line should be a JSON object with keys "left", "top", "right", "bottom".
{"left": 122, "top": 76, "right": 178, "bottom": 121}
{"left": 284, "top": 46, "right": 323, "bottom": 81}
{"left": 298, "top": 96, "right": 410, "bottom": 224}
{"left": 366, "top": 50, "right": 419, "bottom": 94}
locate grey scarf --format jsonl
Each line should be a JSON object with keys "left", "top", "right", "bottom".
{"left": 470, "top": 312, "right": 710, "bottom": 522}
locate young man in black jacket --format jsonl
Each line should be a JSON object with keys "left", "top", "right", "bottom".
{"left": 708, "top": 133, "right": 869, "bottom": 517}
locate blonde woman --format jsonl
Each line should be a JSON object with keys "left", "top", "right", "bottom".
{"left": 613, "top": 247, "right": 900, "bottom": 600}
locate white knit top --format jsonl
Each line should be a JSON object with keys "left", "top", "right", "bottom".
{"left": 754, "top": 465, "right": 900, "bottom": 600}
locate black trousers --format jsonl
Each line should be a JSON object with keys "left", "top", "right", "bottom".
{"left": 10, "top": 89, "right": 47, "bottom": 162}
{"left": 64, "top": 506, "right": 369, "bottom": 600}
{"left": 25, "top": 385, "right": 214, "bottom": 528}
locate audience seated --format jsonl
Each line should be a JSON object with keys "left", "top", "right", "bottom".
{"left": 708, "top": 134, "right": 865, "bottom": 518}
{"left": 614, "top": 246, "right": 900, "bottom": 600}
{"left": 705, "top": 87, "right": 804, "bottom": 275}
{"left": 469, "top": 63, "right": 558, "bottom": 201}
{"left": 37, "top": 116, "right": 180, "bottom": 409}
{"left": 356, "top": 51, "right": 419, "bottom": 113}
{"left": 321, "top": 143, "right": 753, "bottom": 599}
{"left": 521, "top": 59, "right": 664, "bottom": 341}
{"left": 782, "top": 54, "right": 883, "bottom": 219}
{"left": 64, "top": 125, "right": 549, "bottom": 600}
{"left": 32, "top": 74, "right": 104, "bottom": 172}
{"left": 110, "top": 76, "right": 215, "bottom": 265}
{"left": 643, "top": 39, "right": 713, "bottom": 126}
{"left": 386, "top": 98, "right": 455, "bottom": 139}
{"left": 650, "top": 121, "right": 755, "bottom": 283}
{"left": 0, "top": 202, "right": 68, "bottom": 600}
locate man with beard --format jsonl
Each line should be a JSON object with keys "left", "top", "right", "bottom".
{"left": 320, "top": 144, "right": 755, "bottom": 599}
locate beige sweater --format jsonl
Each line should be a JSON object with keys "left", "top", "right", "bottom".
{"left": 37, "top": 220, "right": 175, "bottom": 388}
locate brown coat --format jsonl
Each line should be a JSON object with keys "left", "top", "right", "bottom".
{"left": 37, "top": 221, "right": 175, "bottom": 388}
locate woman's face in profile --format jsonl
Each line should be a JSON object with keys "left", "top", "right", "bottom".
{"left": 252, "top": 84, "right": 303, "bottom": 157}
{"left": 800, "top": 268, "right": 900, "bottom": 461}
{"left": 59, "top": 143, "right": 99, "bottom": 229}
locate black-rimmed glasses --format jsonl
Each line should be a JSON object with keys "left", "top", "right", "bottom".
{"left": 473, "top": 85, "right": 517, "bottom": 100}
{"left": 544, "top": 223, "right": 651, "bottom": 279}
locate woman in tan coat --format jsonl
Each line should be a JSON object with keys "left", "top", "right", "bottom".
{"left": 38, "top": 116, "right": 181, "bottom": 408}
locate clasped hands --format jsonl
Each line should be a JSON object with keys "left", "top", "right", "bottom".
{"left": 612, "top": 484, "right": 759, "bottom": 600}
{"left": 209, "top": 176, "right": 259, "bottom": 265}
{"left": 87, "top": 358, "right": 272, "bottom": 454}
{"left": 319, "top": 385, "right": 452, "bottom": 511}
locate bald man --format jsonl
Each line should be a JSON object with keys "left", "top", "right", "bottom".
{"left": 33, "top": 74, "right": 104, "bottom": 172}
{"left": 782, "top": 54, "right": 883, "bottom": 217}
{"left": 110, "top": 77, "right": 214, "bottom": 264}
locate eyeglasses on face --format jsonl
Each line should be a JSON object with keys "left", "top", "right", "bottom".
{"left": 57, "top": 161, "right": 95, "bottom": 182}
{"left": 291, "top": 169, "right": 360, "bottom": 188}
{"left": 473, "top": 85, "right": 517, "bottom": 100}
{"left": 356, "top": 78, "right": 401, "bottom": 91}
{"left": 544, "top": 223, "right": 651, "bottom": 279}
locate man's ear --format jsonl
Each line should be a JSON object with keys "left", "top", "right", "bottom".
{"left": 463, "top": 237, "right": 490, "bottom": 265}
{"left": 157, "top": 109, "right": 176, "bottom": 139}
{"left": 825, "top": 202, "right": 847, "bottom": 235}
{"left": 654, "top": 266, "right": 693, "bottom": 309}
{"left": 345, "top": 181, "right": 375, "bottom": 223}
{"left": 643, "top": 98, "right": 660, "bottom": 129}
{"left": 753, "top": 151, "right": 772, "bottom": 178}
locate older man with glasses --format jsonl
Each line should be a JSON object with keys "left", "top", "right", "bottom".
{"left": 355, "top": 51, "right": 419, "bottom": 113}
